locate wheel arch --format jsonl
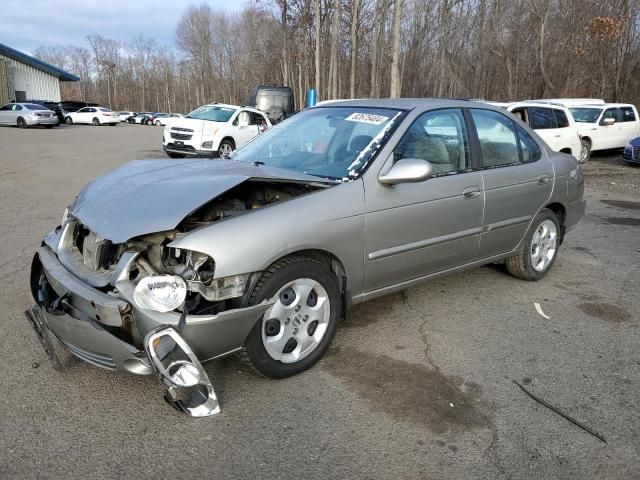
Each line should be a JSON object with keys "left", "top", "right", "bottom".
{"left": 218, "top": 136, "right": 236, "bottom": 148}
{"left": 544, "top": 202, "right": 566, "bottom": 243}
{"left": 260, "top": 249, "right": 350, "bottom": 320}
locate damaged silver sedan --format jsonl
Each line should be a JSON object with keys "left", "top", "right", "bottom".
{"left": 26, "top": 99, "right": 585, "bottom": 416}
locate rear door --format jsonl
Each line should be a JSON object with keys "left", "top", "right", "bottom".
{"left": 619, "top": 106, "right": 640, "bottom": 145}
{"left": 363, "top": 108, "right": 484, "bottom": 292}
{"left": 527, "top": 106, "right": 562, "bottom": 151}
{"left": 471, "top": 108, "right": 554, "bottom": 259}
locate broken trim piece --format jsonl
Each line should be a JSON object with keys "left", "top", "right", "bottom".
{"left": 144, "top": 327, "right": 221, "bottom": 417}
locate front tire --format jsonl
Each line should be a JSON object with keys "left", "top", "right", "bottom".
{"left": 17, "top": 117, "right": 27, "bottom": 129}
{"left": 505, "top": 209, "right": 560, "bottom": 281}
{"left": 155, "top": 120, "right": 161, "bottom": 126}
{"left": 242, "top": 256, "right": 341, "bottom": 378}
{"left": 92, "top": 117, "right": 100, "bottom": 126}
{"left": 579, "top": 139, "right": 591, "bottom": 163}
{"left": 65, "top": 117, "right": 73, "bottom": 125}
{"left": 217, "top": 139, "right": 235, "bottom": 158}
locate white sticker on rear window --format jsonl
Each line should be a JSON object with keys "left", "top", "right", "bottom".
{"left": 345, "top": 113, "right": 389, "bottom": 125}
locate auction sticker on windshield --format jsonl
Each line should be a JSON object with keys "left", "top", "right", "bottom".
{"left": 345, "top": 112, "right": 389, "bottom": 125}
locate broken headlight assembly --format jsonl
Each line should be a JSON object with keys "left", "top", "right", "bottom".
{"left": 165, "top": 247, "right": 249, "bottom": 302}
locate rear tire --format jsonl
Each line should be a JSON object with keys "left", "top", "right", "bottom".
{"left": 505, "top": 209, "right": 560, "bottom": 281}
{"left": 17, "top": 117, "right": 27, "bottom": 129}
{"left": 579, "top": 139, "right": 591, "bottom": 163}
{"left": 241, "top": 256, "right": 341, "bottom": 378}
{"left": 92, "top": 117, "right": 100, "bottom": 126}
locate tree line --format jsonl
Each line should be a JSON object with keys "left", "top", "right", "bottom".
{"left": 34, "top": 0, "right": 640, "bottom": 114}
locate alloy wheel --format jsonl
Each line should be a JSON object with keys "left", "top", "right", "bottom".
{"left": 530, "top": 219, "right": 557, "bottom": 272}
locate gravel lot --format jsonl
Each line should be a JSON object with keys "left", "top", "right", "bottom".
{"left": 1, "top": 123, "right": 638, "bottom": 479}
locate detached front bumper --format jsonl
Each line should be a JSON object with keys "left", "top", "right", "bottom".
{"left": 28, "top": 245, "right": 271, "bottom": 374}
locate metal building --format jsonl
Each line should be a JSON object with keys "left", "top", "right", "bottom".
{"left": 0, "top": 42, "right": 79, "bottom": 105}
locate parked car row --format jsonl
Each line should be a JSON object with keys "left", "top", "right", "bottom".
{"left": 486, "top": 98, "right": 640, "bottom": 163}
{"left": 120, "top": 112, "right": 184, "bottom": 125}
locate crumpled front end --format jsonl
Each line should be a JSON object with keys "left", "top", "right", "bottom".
{"left": 26, "top": 218, "right": 272, "bottom": 416}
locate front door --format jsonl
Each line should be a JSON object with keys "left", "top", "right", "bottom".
{"left": 598, "top": 107, "right": 626, "bottom": 149}
{"left": 469, "top": 108, "right": 554, "bottom": 258}
{"left": 232, "top": 110, "right": 259, "bottom": 147}
{"left": 363, "top": 108, "right": 484, "bottom": 293}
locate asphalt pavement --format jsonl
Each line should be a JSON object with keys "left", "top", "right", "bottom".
{"left": 0, "top": 123, "right": 638, "bottom": 479}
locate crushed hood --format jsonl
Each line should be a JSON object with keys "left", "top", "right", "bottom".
{"left": 71, "top": 159, "right": 328, "bottom": 243}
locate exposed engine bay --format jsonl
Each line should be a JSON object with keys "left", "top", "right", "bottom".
{"left": 97, "top": 180, "right": 323, "bottom": 317}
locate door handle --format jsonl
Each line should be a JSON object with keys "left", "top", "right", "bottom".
{"left": 462, "top": 186, "right": 481, "bottom": 199}
{"left": 538, "top": 174, "right": 551, "bottom": 185}
{"left": 554, "top": 134, "right": 561, "bottom": 138}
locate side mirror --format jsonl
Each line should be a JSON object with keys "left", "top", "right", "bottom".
{"left": 602, "top": 117, "right": 615, "bottom": 126}
{"left": 378, "top": 158, "right": 433, "bottom": 185}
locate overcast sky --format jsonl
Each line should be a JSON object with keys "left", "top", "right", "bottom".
{"left": 2, "top": 0, "right": 248, "bottom": 54}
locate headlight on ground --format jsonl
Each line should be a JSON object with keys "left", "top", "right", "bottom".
{"left": 134, "top": 275, "right": 187, "bottom": 312}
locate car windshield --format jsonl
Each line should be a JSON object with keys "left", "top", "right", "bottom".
{"left": 24, "top": 104, "right": 46, "bottom": 110}
{"left": 231, "top": 106, "right": 404, "bottom": 180}
{"left": 569, "top": 107, "right": 603, "bottom": 123}
{"left": 187, "top": 105, "right": 236, "bottom": 122}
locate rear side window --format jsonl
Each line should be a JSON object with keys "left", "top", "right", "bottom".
{"left": 470, "top": 109, "right": 520, "bottom": 168}
{"left": 621, "top": 107, "right": 636, "bottom": 122}
{"left": 528, "top": 107, "right": 557, "bottom": 129}
{"left": 553, "top": 109, "right": 569, "bottom": 128}
{"left": 516, "top": 125, "right": 542, "bottom": 163}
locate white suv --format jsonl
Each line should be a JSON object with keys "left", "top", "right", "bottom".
{"left": 488, "top": 101, "right": 582, "bottom": 160}
{"left": 163, "top": 104, "right": 271, "bottom": 158}
{"left": 567, "top": 103, "right": 640, "bottom": 162}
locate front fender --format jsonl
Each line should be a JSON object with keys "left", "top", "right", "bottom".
{"left": 169, "top": 179, "right": 366, "bottom": 297}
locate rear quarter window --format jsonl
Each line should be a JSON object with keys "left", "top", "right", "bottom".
{"left": 621, "top": 107, "right": 637, "bottom": 122}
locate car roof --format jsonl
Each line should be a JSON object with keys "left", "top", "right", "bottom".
{"left": 314, "top": 97, "right": 476, "bottom": 110}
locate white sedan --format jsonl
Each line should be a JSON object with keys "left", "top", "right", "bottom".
{"left": 65, "top": 107, "right": 119, "bottom": 126}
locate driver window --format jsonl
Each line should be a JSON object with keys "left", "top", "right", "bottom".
{"left": 602, "top": 108, "right": 620, "bottom": 122}
{"left": 393, "top": 108, "right": 469, "bottom": 176}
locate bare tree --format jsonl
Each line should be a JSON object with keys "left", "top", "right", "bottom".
{"left": 389, "top": 0, "right": 403, "bottom": 97}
